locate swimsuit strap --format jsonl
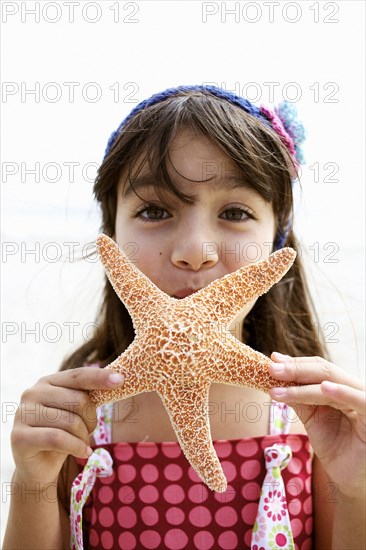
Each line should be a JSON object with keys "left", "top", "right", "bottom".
{"left": 250, "top": 402, "right": 296, "bottom": 548}
{"left": 251, "top": 443, "right": 295, "bottom": 549}
{"left": 91, "top": 402, "right": 114, "bottom": 445}
{"left": 269, "top": 400, "right": 293, "bottom": 436}
{"left": 70, "top": 448, "right": 113, "bottom": 549}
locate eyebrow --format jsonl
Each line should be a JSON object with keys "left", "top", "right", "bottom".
{"left": 122, "top": 175, "right": 158, "bottom": 198}
{"left": 121, "top": 174, "right": 257, "bottom": 200}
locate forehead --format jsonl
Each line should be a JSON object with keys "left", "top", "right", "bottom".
{"left": 118, "top": 128, "right": 249, "bottom": 198}
{"left": 169, "top": 130, "right": 239, "bottom": 178}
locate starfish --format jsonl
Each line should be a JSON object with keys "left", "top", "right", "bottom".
{"left": 90, "top": 234, "right": 296, "bottom": 492}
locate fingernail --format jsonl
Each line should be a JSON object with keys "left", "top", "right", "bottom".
{"left": 271, "top": 387, "right": 287, "bottom": 397}
{"left": 270, "top": 363, "right": 285, "bottom": 374}
{"left": 86, "top": 446, "right": 93, "bottom": 457}
{"left": 109, "top": 373, "right": 124, "bottom": 385}
{"left": 272, "top": 352, "right": 289, "bottom": 360}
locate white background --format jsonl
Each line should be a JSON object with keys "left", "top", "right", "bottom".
{"left": 1, "top": 0, "right": 365, "bottom": 541}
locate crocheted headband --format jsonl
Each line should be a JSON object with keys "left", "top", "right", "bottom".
{"left": 103, "top": 84, "right": 306, "bottom": 248}
{"left": 104, "top": 84, "right": 305, "bottom": 164}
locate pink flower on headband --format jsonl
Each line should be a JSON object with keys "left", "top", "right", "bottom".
{"left": 260, "top": 102, "right": 305, "bottom": 166}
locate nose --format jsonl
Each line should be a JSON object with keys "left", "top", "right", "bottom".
{"left": 171, "top": 231, "right": 219, "bottom": 271}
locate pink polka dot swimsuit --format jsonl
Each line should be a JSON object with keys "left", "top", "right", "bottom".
{"left": 73, "top": 400, "right": 313, "bottom": 549}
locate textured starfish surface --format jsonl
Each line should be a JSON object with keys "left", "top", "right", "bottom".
{"left": 90, "top": 234, "right": 297, "bottom": 492}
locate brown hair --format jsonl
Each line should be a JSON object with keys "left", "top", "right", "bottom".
{"left": 60, "top": 90, "right": 329, "bottom": 372}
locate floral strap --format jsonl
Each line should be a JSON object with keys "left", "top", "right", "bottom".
{"left": 251, "top": 443, "right": 294, "bottom": 550}
{"left": 70, "top": 447, "right": 113, "bottom": 550}
{"left": 92, "top": 403, "right": 113, "bottom": 445}
{"left": 270, "top": 401, "right": 291, "bottom": 435}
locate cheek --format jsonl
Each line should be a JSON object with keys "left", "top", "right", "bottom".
{"left": 121, "top": 242, "right": 166, "bottom": 288}
{"left": 222, "top": 241, "right": 273, "bottom": 269}
{"left": 114, "top": 214, "right": 144, "bottom": 256}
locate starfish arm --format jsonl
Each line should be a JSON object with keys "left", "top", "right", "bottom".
{"left": 96, "top": 234, "right": 170, "bottom": 327}
{"left": 206, "top": 336, "right": 292, "bottom": 394}
{"left": 158, "top": 381, "right": 227, "bottom": 492}
{"left": 89, "top": 342, "right": 151, "bottom": 406}
{"left": 189, "top": 247, "right": 296, "bottom": 325}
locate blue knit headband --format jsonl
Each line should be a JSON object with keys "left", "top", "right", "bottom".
{"left": 103, "top": 84, "right": 306, "bottom": 249}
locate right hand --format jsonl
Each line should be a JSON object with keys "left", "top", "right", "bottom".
{"left": 10, "top": 367, "right": 124, "bottom": 487}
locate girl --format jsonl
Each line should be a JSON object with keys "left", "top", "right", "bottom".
{"left": 3, "top": 85, "right": 365, "bottom": 550}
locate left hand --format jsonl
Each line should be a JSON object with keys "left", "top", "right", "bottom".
{"left": 268, "top": 352, "right": 366, "bottom": 500}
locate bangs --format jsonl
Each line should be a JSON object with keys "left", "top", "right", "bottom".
{"left": 95, "top": 91, "right": 296, "bottom": 236}
{"left": 115, "top": 91, "right": 295, "bottom": 208}
{"left": 120, "top": 143, "right": 199, "bottom": 209}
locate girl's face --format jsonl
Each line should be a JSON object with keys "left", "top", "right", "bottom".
{"left": 115, "top": 128, "right": 277, "bottom": 337}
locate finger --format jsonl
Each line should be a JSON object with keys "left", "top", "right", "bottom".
{"left": 13, "top": 426, "right": 92, "bottom": 460}
{"left": 269, "top": 353, "right": 363, "bottom": 389}
{"left": 269, "top": 384, "right": 342, "bottom": 408}
{"left": 43, "top": 366, "right": 125, "bottom": 391}
{"left": 21, "top": 385, "right": 98, "bottom": 435}
{"left": 21, "top": 405, "right": 90, "bottom": 443}
{"left": 37, "top": 386, "right": 98, "bottom": 435}
{"left": 321, "top": 381, "right": 366, "bottom": 416}
{"left": 269, "top": 383, "right": 364, "bottom": 414}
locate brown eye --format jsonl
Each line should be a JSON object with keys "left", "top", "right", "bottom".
{"left": 221, "top": 207, "right": 250, "bottom": 221}
{"left": 144, "top": 206, "right": 165, "bottom": 220}
{"left": 136, "top": 204, "right": 170, "bottom": 222}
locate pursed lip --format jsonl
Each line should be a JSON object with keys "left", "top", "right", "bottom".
{"left": 173, "top": 288, "right": 202, "bottom": 299}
